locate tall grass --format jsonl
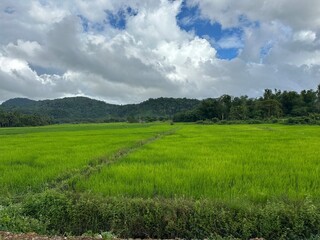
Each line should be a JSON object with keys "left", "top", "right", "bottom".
{"left": 0, "top": 123, "right": 173, "bottom": 198}
{"left": 76, "top": 124, "right": 320, "bottom": 202}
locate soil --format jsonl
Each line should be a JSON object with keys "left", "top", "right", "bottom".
{"left": 0, "top": 231, "right": 108, "bottom": 240}
{"left": 0, "top": 231, "right": 265, "bottom": 240}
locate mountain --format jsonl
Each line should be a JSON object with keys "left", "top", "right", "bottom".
{"left": 2, "top": 98, "right": 37, "bottom": 108}
{"left": 0, "top": 96, "right": 200, "bottom": 123}
{"left": 117, "top": 97, "right": 200, "bottom": 118}
{"left": 38, "top": 97, "right": 118, "bottom": 121}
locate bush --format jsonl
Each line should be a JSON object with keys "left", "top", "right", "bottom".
{"left": 0, "top": 204, "right": 46, "bottom": 234}
{"left": 211, "top": 117, "right": 220, "bottom": 123}
{"left": 247, "top": 119, "right": 263, "bottom": 124}
{"left": 284, "top": 117, "right": 319, "bottom": 125}
{"left": 19, "top": 191, "right": 320, "bottom": 239}
{"left": 23, "top": 191, "right": 73, "bottom": 234}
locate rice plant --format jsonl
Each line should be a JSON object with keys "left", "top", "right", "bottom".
{"left": 76, "top": 124, "right": 320, "bottom": 202}
{"left": 0, "top": 123, "right": 173, "bottom": 197}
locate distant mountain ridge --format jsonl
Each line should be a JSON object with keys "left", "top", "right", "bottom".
{"left": 0, "top": 96, "right": 200, "bottom": 122}
{"left": 2, "top": 98, "right": 37, "bottom": 107}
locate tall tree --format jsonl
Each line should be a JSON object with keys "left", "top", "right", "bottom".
{"left": 316, "top": 84, "right": 320, "bottom": 113}
{"left": 230, "top": 96, "right": 248, "bottom": 120}
{"left": 218, "top": 95, "right": 232, "bottom": 120}
{"left": 263, "top": 89, "right": 273, "bottom": 100}
{"left": 280, "top": 91, "right": 303, "bottom": 116}
{"left": 259, "top": 99, "right": 282, "bottom": 118}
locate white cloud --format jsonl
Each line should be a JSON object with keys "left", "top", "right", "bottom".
{"left": 187, "top": 0, "right": 320, "bottom": 31}
{"left": 0, "top": 54, "right": 55, "bottom": 97}
{"left": 293, "top": 30, "right": 316, "bottom": 43}
{"left": 28, "top": 1, "right": 68, "bottom": 24}
{"left": 217, "top": 36, "right": 244, "bottom": 49}
{"left": 0, "top": 0, "right": 319, "bottom": 104}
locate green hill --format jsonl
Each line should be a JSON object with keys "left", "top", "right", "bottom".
{"left": 0, "top": 96, "right": 200, "bottom": 123}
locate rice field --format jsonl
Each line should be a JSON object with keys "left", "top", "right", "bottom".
{"left": 0, "top": 123, "right": 173, "bottom": 197}
{"left": 2, "top": 123, "right": 320, "bottom": 238}
{"left": 75, "top": 124, "right": 320, "bottom": 202}
{"left": 1, "top": 123, "right": 320, "bottom": 203}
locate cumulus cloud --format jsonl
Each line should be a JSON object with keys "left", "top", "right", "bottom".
{"left": 187, "top": 0, "right": 320, "bottom": 31}
{"left": 0, "top": 0, "right": 319, "bottom": 103}
{"left": 293, "top": 30, "right": 317, "bottom": 43}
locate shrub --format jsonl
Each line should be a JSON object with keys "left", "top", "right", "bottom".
{"left": 0, "top": 204, "right": 46, "bottom": 234}
{"left": 20, "top": 191, "right": 320, "bottom": 239}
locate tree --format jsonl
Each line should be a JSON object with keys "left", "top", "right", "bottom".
{"left": 198, "top": 99, "right": 219, "bottom": 119}
{"left": 259, "top": 99, "right": 282, "bottom": 118}
{"left": 300, "top": 89, "right": 317, "bottom": 114}
{"left": 218, "top": 95, "right": 232, "bottom": 120}
{"left": 280, "top": 91, "right": 303, "bottom": 115}
{"left": 0, "top": 110, "right": 9, "bottom": 127}
{"left": 230, "top": 105, "right": 248, "bottom": 120}
{"left": 316, "top": 84, "right": 320, "bottom": 113}
{"left": 230, "top": 96, "right": 248, "bottom": 120}
{"left": 263, "top": 89, "right": 273, "bottom": 100}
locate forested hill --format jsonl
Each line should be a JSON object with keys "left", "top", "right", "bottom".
{"left": 1, "top": 97, "right": 118, "bottom": 122}
{"left": 117, "top": 97, "right": 200, "bottom": 119}
{"left": 0, "top": 96, "right": 200, "bottom": 125}
{"left": 2, "top": 85, "right": 320, "bottom": 127}
{"left": 2, "top": 98, "right": 37, "bottom": 107}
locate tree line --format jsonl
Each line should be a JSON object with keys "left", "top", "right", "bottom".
{"left": 0, "top": 110, "right": 52, "bottom": 127}
{"left": 173, "top": 85, "right": 320, "bottom": 123}
{"left": 1, "top": 85, "right": 320, "bottom": 127}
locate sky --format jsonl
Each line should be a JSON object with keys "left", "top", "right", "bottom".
{"left": 0, "top": 0, "right": 320, "bottom": 104}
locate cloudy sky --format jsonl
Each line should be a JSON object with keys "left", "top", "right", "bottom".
{"left": 0, "top": 0, "right": 320, "bottom": 104}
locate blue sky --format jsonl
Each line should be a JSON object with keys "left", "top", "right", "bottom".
{"left": 176, "top": 1, "right": 244, "bottom": 60}
{"left": 0, "top": 0, "right": 319, "bottom": 103}
{"left": 81, "top": 1, "right": 247, "bottom": 60}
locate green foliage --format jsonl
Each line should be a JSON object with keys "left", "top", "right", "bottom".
{"left": 1, "top": 97, "right": 117, "bottom": 123}
{"left": 285, "top": 116, "right": 320, "bottom": 125}
{"left": 2, "top": 85, "right": 320, "bottom": 126}
{"left": 19, "top": 191, "right": 320, "bottom": 239}
{"left": 0, "top": 204, "right": 46, "bottom": 234}
{"left": 23, "top": 191, "right": 73, "bottom": 234}
{"left": 1, "top": 96, "right": 200, "bottom": 125}
{"left": 174, "top": 85, "right": 320, "bottom": 123}
{"left": 0, "top": 110, "right": 52, "bottom": 127}
{"left": 100, "top": 231, "right": 117, "bottom": 239}
{"left": 173, "top": 109, "right": 200, "bottom": 122}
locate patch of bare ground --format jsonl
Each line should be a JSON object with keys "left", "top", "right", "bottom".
{"left": 0, "top": 232, "right": 266, "bottom": 240}
{"left": 0, "top": 231, "right": 116, "bottom": 240}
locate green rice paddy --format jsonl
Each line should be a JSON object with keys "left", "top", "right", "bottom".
{"left": 76, "top": 124, "right": 320, "bottom": 202}
{"left": 1, "top": 123, "right": 320, "bottom": 203}
{"left": 0, "top": 123, "right": 172, "bottom": 197}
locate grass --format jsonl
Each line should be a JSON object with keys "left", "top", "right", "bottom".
{"left": 0, "top": 122, "right": 173, "bottom": 198}
{"left": 1, "top": 123, "right": 320, "bottom": 238}
{"left": 1, "top": 123, "right": 319, "bottom": 203}
{"left": 76, "top": 124, "right": 320, "bottom": 202}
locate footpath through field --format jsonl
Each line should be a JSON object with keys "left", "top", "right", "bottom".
{"left": 0, "top": 123, "right": 177, "bottom": 201}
